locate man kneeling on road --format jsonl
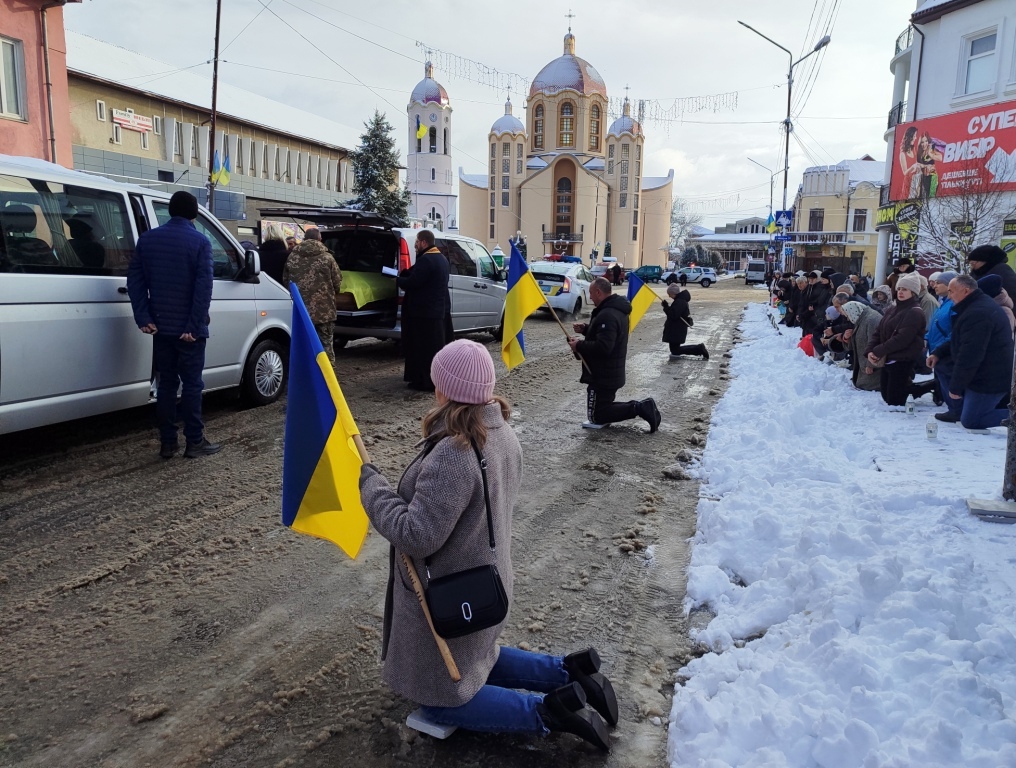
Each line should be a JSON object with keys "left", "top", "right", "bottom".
{"left": 568, "top": 277, "right": 661, "bottom": 432}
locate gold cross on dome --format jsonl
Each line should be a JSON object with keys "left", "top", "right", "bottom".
{"left": 565, "top": 8, "right": 575, "bottom": 32}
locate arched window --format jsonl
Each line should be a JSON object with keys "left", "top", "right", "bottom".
{"left": 431, "top": 168, "right": 436, "bottom": 181}
{"left": 556, "top": 177, "right": 572, "bottom": 233}
{"left": 559, "top": 102, "right": 574, "bottom": 147}
{"left": 534, "top": 104, "right": 544, "bottom": 150}
{"left": 443, "top": 128, "right": 448, "bottom": 155}
{"left": 590, "top": 104, "right": 601, "bottom": 152}
{"left": 429, "top": 126, "right": 437, "bottom": 153}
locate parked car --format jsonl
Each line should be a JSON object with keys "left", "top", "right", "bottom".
{"left": 630, "top": 265, "right": 663, "bottom": 283}
{"left": 530, "top": 260, "right": 592, "bottom": 318}
{"left": 0, "top": 154, "right": 292, "bottom": 435}
{"left": 745, "top": 261, "right": 767, "bottom": 285}
{"left": 258, "top": 208, "right": 506, "bottom": 347}
{"left": 662, "top": 267, "right": 718, "bottom": 287}
{"left": 592, "top": 263, "right": 626, "bottom": 284}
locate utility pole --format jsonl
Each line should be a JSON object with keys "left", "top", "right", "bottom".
{"left": 207, "top": 0, "right": 223, "bottom": 214}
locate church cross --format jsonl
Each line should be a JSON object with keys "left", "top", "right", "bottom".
{"left": 565, "top": 9, "right": 575, "bottom": 32}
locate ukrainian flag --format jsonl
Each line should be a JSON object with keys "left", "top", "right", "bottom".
{"left": 282, "top": 285, "right": 369, "bottom": 559}
{"left": 501, "top": 240, "right": 546, "bottom": 371}
{"left": 416, "top": 115, "right": 427, "bottom": 140}
{"left": 220, "top": 154, "right": 231, "bottom": 187}
{"left": 766, "top": 213, "right": 777, "bottom": 234}
{"left": 211, "top": 150, "right": 222, "bottom": 184}
{"left": 626, "top": 272, "right": 657, "bottom": 333}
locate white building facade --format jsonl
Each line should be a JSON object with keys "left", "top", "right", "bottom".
{"left": 406, "top": 62, "right": 457, "bottom": 230}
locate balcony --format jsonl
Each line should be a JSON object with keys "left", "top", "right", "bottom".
{"left": 887, "top": 100, "right": 907, "bottom": 130}
{"left": 894, "top": 26, "right": 913, "bottom": 56}
{"left": 788, "top": 232, "right": 849, "bottom": 245}
{"left": 542, "top": 232, "right": 583, "bottom": 243}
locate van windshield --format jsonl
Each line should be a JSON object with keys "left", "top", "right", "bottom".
{"left": 0, "top": 173, "right": 135, "bottom": 275}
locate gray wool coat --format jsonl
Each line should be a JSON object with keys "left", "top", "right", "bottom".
{"left": 359, "top": 403, "right": 523, "bottom": 708}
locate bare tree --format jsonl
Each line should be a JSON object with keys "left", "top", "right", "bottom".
{"left": 671, "top": 198, "right": 704, "bottom": 249}
{"left": 915, "top": 157, "right": 1016, "bottom": 272}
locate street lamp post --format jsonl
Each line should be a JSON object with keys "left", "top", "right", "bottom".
{"left": 747, "top": 156, "right": 783, "bottom": 269}
{"left": 737, "top": 22, "right": 831, "bottom": 237}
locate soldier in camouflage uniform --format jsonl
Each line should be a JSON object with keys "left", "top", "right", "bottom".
{"left": 283, "top": 238, "right": 343, "bottom": 364}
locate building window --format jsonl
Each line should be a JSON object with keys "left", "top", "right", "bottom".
{"left": 622, "top": 143, "right": 629, "bottom": 159}
{"left": 635, "top": 177, "right": 640, "bottom": 192}
{"left": 417, "top": 136, "right": 422, "bottom": 153}
{"left": 429, "top": 126, "right": 437, "bottom": 153}
{"left": 635, "top": 161, "right": 640, "bottom": 178}
{"left": 174, "top": 122, "right": 184, "bottom": 159}
{"left": 559, "top": 102, "right": 574, "bottom": 147}
{"left": 556, "top": 178, "right": 572, "bottom": 229}
{"left": 517, "top": 143, "right": 523, "bottom": 158}
{"left": 490, "top": 225, "right": 496, "bottom": 239}
{"left": 158, "top": 169, "right": 174, "bottom": 182}
{"left": 490, "top": 158, "right": 496, "bottom": 174}
{"left": 490, "top": 143, "right": 496, "bottom": 158}
{"left": 620, "top": 193, "right": 627, "bottom": 209}
{"left": 636, "top": 145, "right": 642, "bottom": 161}
{"left": 620, "top": 175, "right": 628, "bottom": 192}
{"left": 502, "top": 158, "right": 510, "bottom": 173}
{"left": 431, "top": 168, "right": 436, "bottom": 181}
{"left": 503, "top": 142, "right": 510, "bottom": 157}
{"left": 632, "top": 226, "right": 638, "bottom": 241}
{"left": 152, "top": 115, "right": 162, "bottom": 135}
{"left": 141, "top": 131, "right": 149, "bottom": 150}
{"left": 620, "top": 159, "right": 629, "bottom": 177}
{"left": 502, "top": 191, "right": 510, "bottom": 207}
{"left": 809, "top": 208, "right": 824, "bottom": 231}
{"left": 502, "top": 175, "right": 510, "bottom": 190}
{"left": 633, "top": 194, "right": 639, "bottom": 211}
{"left": 94, "top": 100, "right": 106, "bottom": 122}
{"left": 0, "top": 37, "right": 26, "bottom": 119}
{"left": 516, "top": 159, "right": 522, "bottom": 174}
{"left": 192, "top": 126, "right": 201, "bottom": 160}
{"left": 112, "top": 123, "right": 122, "bottom": 145}
{"left": 443, "top": 128, "right": 448, "bottom": 155}
{"left": 963, "top": 31, "right": 996, "bottom": 94}
{"left": 490, "top": 209, "right": 495, "bottom": 223}
{"left": 607, "top": 160, "right": 614, "bottom": 175}
{"left": 534, "top": 104, "right": 544, "bottom": 150}
{"left": 590, "top": 104, "right": 600, "bottom": 152}
{"left": 490, "top": 175, "right": 495, "bottom": 190}
{"left": 633, "top": 210, "right": 639, "bottom": 225}
{"left": 608, "top": 144, "right": 615, "bottom": 159}
{"left": 852, "top": 208, "right": 868, "bottom": 232}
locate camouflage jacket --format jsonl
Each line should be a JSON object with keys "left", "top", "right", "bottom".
{"left": 282, "top": 240, "right": 342, "bottom": 323}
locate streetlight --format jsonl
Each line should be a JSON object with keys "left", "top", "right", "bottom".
{"left": 737, "top": 21, "right": 831, "bottom": 231}
{"left": 747, "top": 157, "right": 784, "bottom": 270}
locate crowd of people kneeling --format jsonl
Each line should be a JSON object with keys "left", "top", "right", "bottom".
{"left": 769, "top": 244, "right": 1016, "bottom": 431}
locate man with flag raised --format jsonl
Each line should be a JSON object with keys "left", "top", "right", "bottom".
{"left": 568, "top": 277, "right": 661, "bottom": 432}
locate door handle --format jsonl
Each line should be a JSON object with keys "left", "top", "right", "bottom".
{"left": 473, "top": 282, "right": 488, "bottom": 289}
{"left": 117, "top": 286, "right": 128, "bottom": 294}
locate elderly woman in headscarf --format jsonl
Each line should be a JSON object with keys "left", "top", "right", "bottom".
{"left": 839, "top": 301, "right": 882, "bottom": 391}
{"left": 869, "top": 284, "right": 893, "bottom": 315}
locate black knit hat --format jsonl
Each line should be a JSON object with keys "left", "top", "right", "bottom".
{"left": 968, "top": 244, "right": 1006, "bottom": 268}
{"left": 168, "top": 191, "right": 199, "bottom": 219}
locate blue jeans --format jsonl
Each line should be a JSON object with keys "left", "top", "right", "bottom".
{"left": 959, "top": 389, "right": 1008, "bottom": 430}
{"left": 153, "top": 335, "right": 206, "bottom": 445}
{"left": 935, "top": 364, "right": 962, "bottom": 417}
{"left": 419, "top": 646, "right": 570, "bottom": 734}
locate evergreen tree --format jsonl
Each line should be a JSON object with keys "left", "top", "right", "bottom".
{"left": 348, "top": 110, "right": 410, "bottom": 224}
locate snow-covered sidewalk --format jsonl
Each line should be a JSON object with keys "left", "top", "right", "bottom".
{"left": 668, "top": 303, "right": 1016, "bottom": 767}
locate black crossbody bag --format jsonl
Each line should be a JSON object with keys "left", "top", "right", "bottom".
{"left": 423, "top": 439, "right": 509, "bottom": 639}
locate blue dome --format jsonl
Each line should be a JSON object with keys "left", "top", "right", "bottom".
{"left": 491, "top": 99, "right": 524, "bottom": 135}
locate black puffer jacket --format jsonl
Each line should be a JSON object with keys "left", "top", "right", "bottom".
{"left": 662, "top": 290, "right": 692, "bottom": 345}
{"left": 799, "top": 280, "right": 833, "bottom": 333}
{"left": 576, "top": 294, "right": 632, "bottom": 389}
{"left": 258, "top": 238, "right": 289, "bottom": 285}
{"left": 948, "top": 288, "right": 1015, "bottom": 396}
{"left": 865, "top": 296, "right": 927, "bottom": 362}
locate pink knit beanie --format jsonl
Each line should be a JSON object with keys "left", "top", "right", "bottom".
{"left": 430, "top": 339, "right": 496, "bottom": 404}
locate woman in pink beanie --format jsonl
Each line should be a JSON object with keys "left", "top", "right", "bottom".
{"left": 359, "top": 339, "right": 617, "bottom": 751}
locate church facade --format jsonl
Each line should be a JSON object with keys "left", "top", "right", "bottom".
{"left": 457, "top": 32, "right": 673, "bottom": 266}
{"left": 406, "top": 62, "right": 457, "bottom": 230}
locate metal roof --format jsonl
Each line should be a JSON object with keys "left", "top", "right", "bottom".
{"left": 529, "top": 34, "right": 607, "bottom": 99}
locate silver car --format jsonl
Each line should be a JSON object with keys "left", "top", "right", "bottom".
{"left": 0, "top": 155, "right": 292, "bottom": 435}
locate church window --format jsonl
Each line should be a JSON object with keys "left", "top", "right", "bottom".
{"left": 619, "top": 193, "right": 627, "bottom": 209}
{"left": 491, "top": 143, "right": 496, "bottom": 158}
{"left": 635, "top": 177, "right": 640, "bottom": 192}
{"left": 429, "top": 127, "right": 437, "bottom": 153}
{"left": 490, "top": 209, "right": 495, "bottom": 223}
{"left": 620, "top": 160, "right": 628, "bottom": 177}
{"left": 632, "top": 225, "right": 638, "bottom": 241}
{"left": 607, "top": 160, "right": 614, "bottom": 174}
{"left": 590, "top": 105, "right": 601, "bottom": 152}
{"left": 559, "top": 102, "right": 574, "bottom": 148}
{"left": 633, "top": 211, "right": 639, "bottom": 225}
{"left": 491, "top": 192, "right": 495, "bottom": 206}
{"left": 555, "top": 178, "right": 572, "bottom": 228}
{"left": 517, "top": 143, "right": 523, "bottom": 158}
{"left": 490, "top": 225, "right": 495, "bottom": 239}
{"left": 502, "top": 158, "right": 510, "bottom": 174}
{"left": 516, "top": 159, "right": 522, "bottom": 174}
{"left": 503, "top": 142, "right": 510, "bottom": 157}
{"left": 620, "top": 175, "right": 628, "bottom": 192}
{"left": 431, "top": 168, "right": 436, "bottom": 181}
{"left": 443, "top": 128, "right": 448, "bottom": 155}
{"left": 621, "top": 143, "right": 629, "bottom": 159}
{"left": 490, "top": 158, "right": 496, "bottom": 174}
{"left": 633, "top": 194, "right": 639, "bottom": 210}
{"left": 534, "top": 104, "right": 544, "bottom": 150}
{"left": 502, "top": 175, "right": 510, "bottom": 190}
{"left": 636, "top": 145, "right": 641, "bottom": 161}
{"left": 417, "top": 136, "right": 422, "bottom": 153}
{"left": 490, "top": 175, "right": 495, "bottom": 190}
{"left": 635, "top": 161, "right": 641, "bottom": 178}
{"left": 608, "top": 144, "right": 615, "bottom": 159}
{"left": 502, "top": 192, "right": 510, "bottom": 207}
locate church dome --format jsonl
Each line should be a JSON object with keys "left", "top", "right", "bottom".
{"left": 491, "top": 98, "right": 525, "bottom": 135}
{"left": 529, "top": 33, "right": 607, "bottom": 99}
{"left": 607, "top": 98, "right": 642, "bottom": 137}
{"left": 410, "top": 62, "right": 449, "bottom": 106}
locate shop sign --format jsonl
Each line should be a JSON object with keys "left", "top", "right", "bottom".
{"left": 112, "top": 108, "right": 153, "bottom": 133}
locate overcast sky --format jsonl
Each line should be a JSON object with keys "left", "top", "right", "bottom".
{"left": 66, "top": 0, "right": 920, "bottom": 228}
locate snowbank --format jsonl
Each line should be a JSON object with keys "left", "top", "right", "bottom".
{"left": 669, "top": 303, "right": 1016, "bottom": 767}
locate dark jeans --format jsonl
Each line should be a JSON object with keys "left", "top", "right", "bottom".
{"left": 153, "top": 335, "right": 206, "bottom": 445}
{"left": 879, "top": 359, "right": 917, "bottom": 406}
{"left": 960, "top": 390, "right": 1009, "bottom": 430}
{"left": 934, "top": 362, "right": 962, "bottom": 417}
{"left": 587, "top": 386, "right": 638, "bottom": 425}
{"left": 670, "top": 342, "right": 704, "bottom": 356}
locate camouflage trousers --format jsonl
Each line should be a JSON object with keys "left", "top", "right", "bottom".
{"left": 315, "top": 321, "right": 335, "bottom": 366}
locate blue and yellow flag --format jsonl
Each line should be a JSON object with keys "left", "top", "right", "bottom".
{"left": 626, "top": 272, "right": 657, "bottom": 333}
{"left": 501, "top": 240, "right": 546, "bottom": 371}
{"left": 220, "top": 153, "right": 231, "bottom": 187}
{"left": 282, "top": 285, "right": 369, "bottom": 559}
{"left": 765, "top": 213, "right": 777, "bottom": 234}
{"left": 211, "top": 150, "right": 222, "bottom": 184}
{"left": 416, "top": 115, "right": 427, "bottom": 140}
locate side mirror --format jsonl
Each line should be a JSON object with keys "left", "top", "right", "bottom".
{"left": 243, "top": 249, "right": 261, "bottom": 281}
{"left": 495, "top": 268, "right": 507, "bottom": 282}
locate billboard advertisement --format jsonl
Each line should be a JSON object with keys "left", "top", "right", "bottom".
{"left": 889, "top": 99, "right": 1016, "bottom": 202}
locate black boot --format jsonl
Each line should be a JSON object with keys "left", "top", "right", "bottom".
{"left": 537, "top": 681, "right": 610, "bottom": 752}
{"left": 636, "top": 398, "right": 661, "bottom": 434}
{"left": 564, "top": 648, "right": 619, "bottom": 727}
{"left": 698, "top": 344, "right": 710, "bottom": 361}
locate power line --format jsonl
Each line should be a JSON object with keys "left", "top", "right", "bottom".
{"left": 220, "top": 0, "right": 274, "bottom": 55}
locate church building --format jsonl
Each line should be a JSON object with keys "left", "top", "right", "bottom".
{"left": 406, "top": 62, "right": 457, "bottom": 230}
{"left": 457, "top": 30, "right": 673, "bottom": 266}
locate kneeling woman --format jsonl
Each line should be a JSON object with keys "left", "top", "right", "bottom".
{"left": 863, "top": 272, "right": 928, "bottom": 406}
{"left": 359, "top": 339, "right": 617, "bottom": 751}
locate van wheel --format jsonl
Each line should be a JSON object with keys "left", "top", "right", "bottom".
{"left": 491, "top": 312, "right": 505, "bottom": 342}
{"left": 242, "top": 338, "right": 288, "bottom": 406}
{"left": 701, "top": 278, "right": 712, "bottom": 288}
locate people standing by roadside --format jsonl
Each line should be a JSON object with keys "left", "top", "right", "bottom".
{"left": 568, "top": 278, "right": 661, "bottom": 432}
{"left": 661, "top": 283, "right": 709, "bottom": 360}
{"left": 931, "top": 275, "right": 1014, "bottom": 429}
{"left": 258, "top": 224, "right": 289, "bottom": 285}
{"left": 398, "top": 230, "right": 452, "bottom": 392}
{"left": 358, "top": 340, "right": 616, "bottom": 752}
{"left": 864, "top": 272, "right": 929, "bottom": 407}
{"left": 283, "top": 233, "right": 343, "bottom": 366}
{"left": 127, "top": 191, "right": 220, "bottom": 459}
{"left": 679, "top": 270, "right": 688, "bottom": 288}
{"left": 968, "top": 244, "right": 1016, "bottom": 300}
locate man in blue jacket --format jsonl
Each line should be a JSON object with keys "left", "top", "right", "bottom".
{"left": 930, "top": 274, "right": 1014, "bottom": 430}
{"left": 127, "top": 191, "right": 220, "bottom": 459}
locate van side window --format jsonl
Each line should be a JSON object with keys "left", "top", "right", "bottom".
{"left": 0, "top": 173, "right": 134, "bottom": 275}
{"left": 437, "top": 238, "right": 476, "bottom": 277}
{"left": 152, "top": 202, "right": 240, "bottom": 279}
{"left": 466, "top": 242, "right": 499, "bottom": 280}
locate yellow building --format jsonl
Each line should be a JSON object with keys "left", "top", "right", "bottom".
{"left": 788, "top": 158, "right": 884, "bottom": 276}
{"left": 458, "top": 31, "right": 673, "bottom": 266}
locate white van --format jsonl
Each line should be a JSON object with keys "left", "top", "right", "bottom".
{"left": 0, "top": 155, "right": 292, "bottom": 435}
{"left": 745, "top": 261, "right": 768, "bottom": 285}
{"left": 259, "top": 208, "right": 507, "bottom": 346}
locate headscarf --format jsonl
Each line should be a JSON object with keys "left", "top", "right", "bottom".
{"left": 870, "top": 285, "right": 893, "bottom": 313}
{"left": 839, "top": 301, "right": 865, "bottom": 324}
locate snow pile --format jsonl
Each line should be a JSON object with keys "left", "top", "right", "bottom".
{"left": 669, "top": 303, "right": 1016, "bottom": 767}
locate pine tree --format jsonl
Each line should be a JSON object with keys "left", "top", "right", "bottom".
{"left": 348, "top": 110, "right": 410, "bottom": 224}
